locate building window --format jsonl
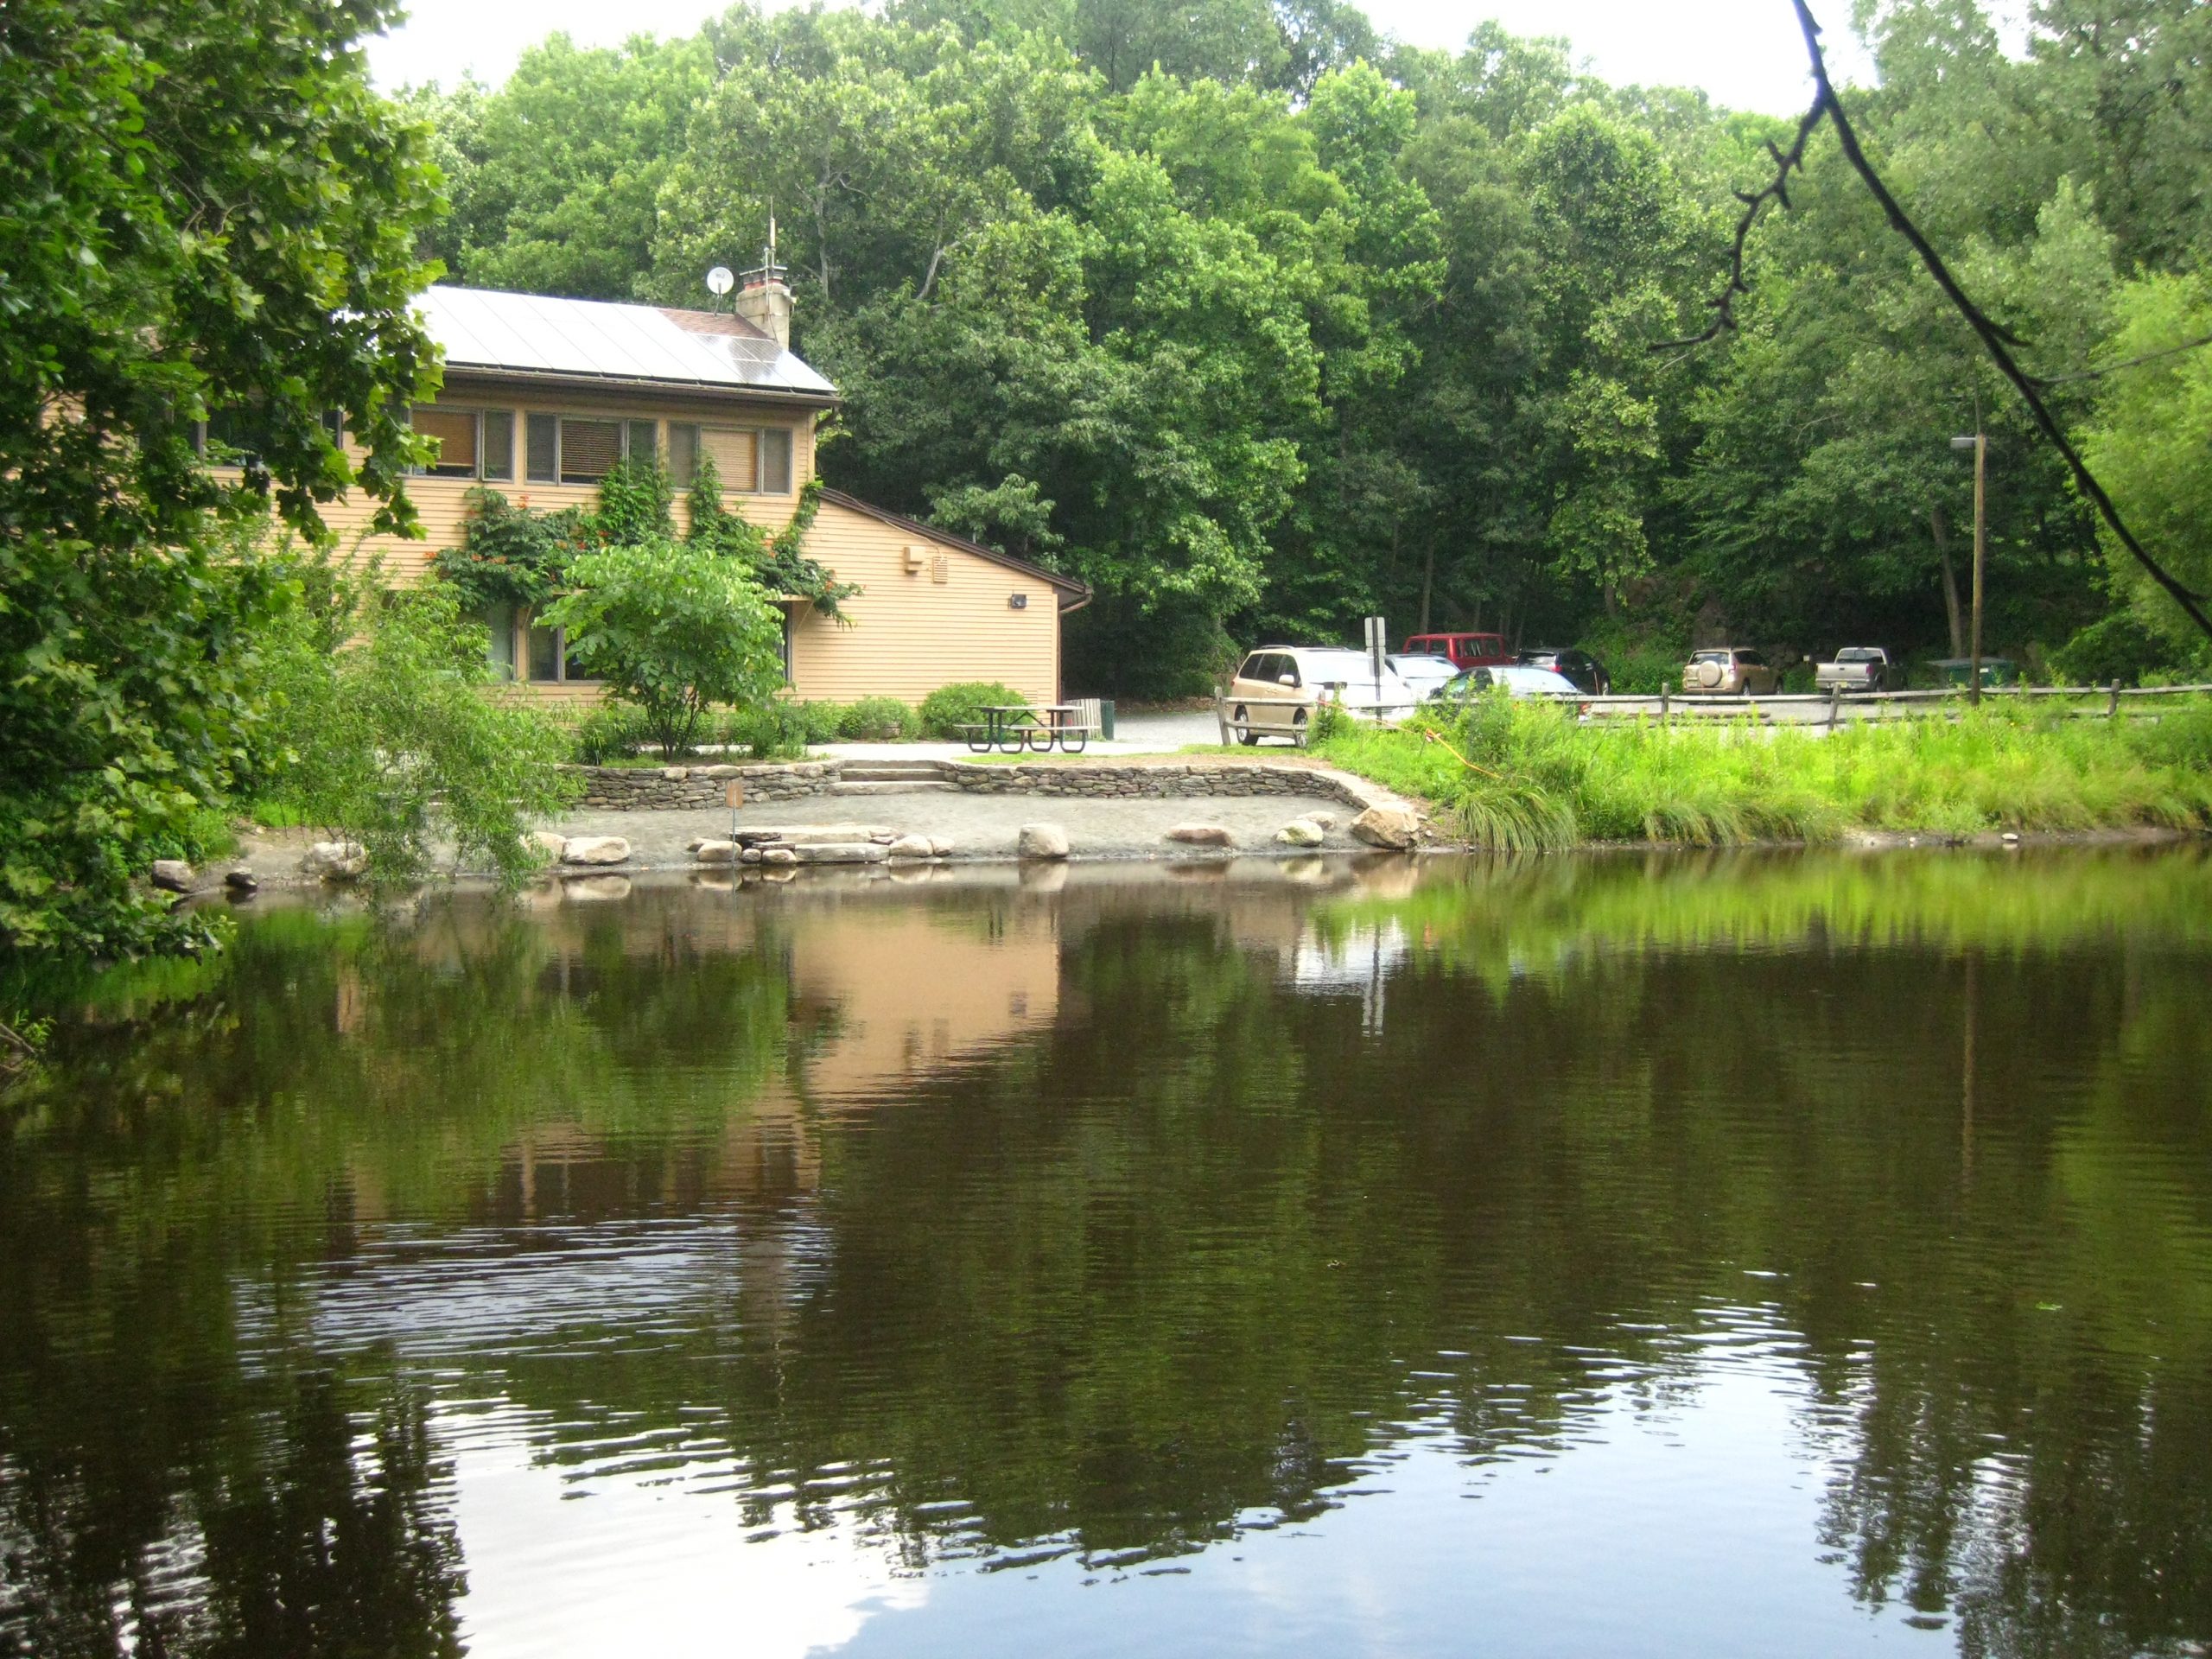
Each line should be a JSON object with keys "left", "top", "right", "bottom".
{"left": 677, "top": 423, "right": 794, "bottom": 493}
{"left": 760, "top": 428, "right": 792, "bottom": 494}
{"left": 481, "top": 601, "right": 518, "bottom": 681}
{"left": 483, "top": 410, "right": 514, "bottom": 480}
{"left": 526, "top": 413, "right": 557, "bottom": 482}
{"left": 558, "top": 418, "right": 622, "bottom": 484}
{"left": 624, "top": 419, "right": 656, "bottom": 467}
{"left": 411, "top": 406, "right": 517, "bottom": 480}
{"left": 519, "top": 611, "right": 597, "bottom": 684}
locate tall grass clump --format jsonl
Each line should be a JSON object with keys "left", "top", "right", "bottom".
{"left": 1313, "top": 692, "right": 2212, "bottom": 849}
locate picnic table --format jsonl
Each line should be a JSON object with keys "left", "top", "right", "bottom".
{"left": 961, "top": 703, "right": 1097, "bottom": 753}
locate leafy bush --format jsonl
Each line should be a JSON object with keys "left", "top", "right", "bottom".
{"left": 2050, "top": 611, "right": 2193, "bottom": 688}
{"left": 541, "top": 537, "right": 786, "bottom": 759}
{"left": 570, "top": 702, "right": 652, "bottom": 765}
{"left": 257, "top": 575, "right": 577, "bottom": 884}
{"left": 798, "top": 700, "right": 846, "bottom": 744}
{"left": 919, "top": 681, "right": 1031, "bottom": 739}
{"left": 841, "top": 696, "right": 918, "bottom": 740}
{"left": 728, "top": 703, "right": 810, "bottom": 760}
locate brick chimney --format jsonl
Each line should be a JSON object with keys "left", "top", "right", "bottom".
{"left": 736, "top": 251, "right": 792, "bottom": 350}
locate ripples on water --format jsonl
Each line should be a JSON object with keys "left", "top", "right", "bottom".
{"left": 2, "top": 849, "right": 2209, "bottom": 1658}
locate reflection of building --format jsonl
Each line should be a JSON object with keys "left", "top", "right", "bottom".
{"left": 779, "top": 902, "right": 1060, "bottom": 1105}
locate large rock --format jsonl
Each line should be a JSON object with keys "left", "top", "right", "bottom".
{"left": 792, "top": 841, "right": 888, "bottom": 864}
{"left": 695, "top": 840, "right": 740, "bottom": 865}
{"left": 225, "top": 868, "right": 258, "bottom": 894}
{"left": 149, "top": 859, "right": 195, "bottom": 893}
{"left": 560, "top": 836, "right": 631, "bottom": 866}
{"left": 741, "top": 823, "right": 893, "bottom": 847}
{"left": 302, "top": 840, "right": 367, "bottom": 880}
{"left": 761, "top": 847, "right": 800, "bottom": 867}
{"left": 1017, "top": 822, "right": 1071, "bottom": 861}
{"left": 1165, "top": 823, "right": 1236, "bottom": 848}
{"left": 1351, "top": 804, "right": 1421, "bottom": 850}
{"left": 929, "top": 838, "right": 956, "bottom": 858}
{"left": 528, "top": 830, "right": 569, "bottom": 861}
{"left": 886, "top": 835, "right": 935, "bottom": 860}
{"left": 1274, "top": 817, "right": 1325, "bottom": 848}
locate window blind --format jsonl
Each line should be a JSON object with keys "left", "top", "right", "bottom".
{"left": 414, "top": 406, "right": 479, "bottom": 477}
{"left": 559, "top": 418, "right": 622, "bottom": 483}
{"left": 701, "top": 428, "right": 759, "bottom": 492}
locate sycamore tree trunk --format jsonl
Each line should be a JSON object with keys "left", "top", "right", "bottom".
{"left": 1933, "top": 505, "right": 1964, "bottom": 656}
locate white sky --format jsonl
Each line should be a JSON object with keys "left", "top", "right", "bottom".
{"left": 369, "top": 0, "right": 1906, "bottom": 116}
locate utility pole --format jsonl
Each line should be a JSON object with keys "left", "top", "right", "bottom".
{"left": 1950, "top": 430, "right": 1987, "bottom": 707}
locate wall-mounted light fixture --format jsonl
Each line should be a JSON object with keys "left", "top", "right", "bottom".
{"left": 1008, "top": 593, "right": 1028, "bottom": 610}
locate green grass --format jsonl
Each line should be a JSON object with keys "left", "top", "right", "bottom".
{"left": 1313, "top": 696, "right": 2212, "bottom": 851}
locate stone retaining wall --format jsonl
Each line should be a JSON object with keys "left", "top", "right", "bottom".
{"left": 940, "top": 760, "right": 1380, "bottom": 811}
{"left": 569, "top": 760, "right": 842, "bottom": 810}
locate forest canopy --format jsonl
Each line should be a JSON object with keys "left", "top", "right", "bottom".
{"left": 407, "top": 0, "right": 2212, "bottom": 694}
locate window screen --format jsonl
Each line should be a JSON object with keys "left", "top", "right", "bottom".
{"left": 482, "top": 603, "right": 517, "bottom": 681}
{"left": 415, "top": 406, "right": 479, "bottom": 478}
{"left": 668, "top": 423, "right": 699, "bottom": 486}
{"left": 559, "top": 418, "right": 622, "bottom": 484}
{"left": 526, "top": 414, "right": 557, "bottom": 482}
{"left": 701, "top": 428, "right": 758, "bottom": 492}
{"left": 624, "top": 420, "right": 657, "bottom": 467}
{"left": 482, "top": 410, "right": 514, "bottom": 480}
{"left": 760, "top": 428, "right": 792, "bottom": 493}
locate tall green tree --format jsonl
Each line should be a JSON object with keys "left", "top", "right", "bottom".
{"left": 0, "top": 0, "right": 442, "bottom": 955}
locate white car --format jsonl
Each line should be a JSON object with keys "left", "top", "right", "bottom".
{"left": 1227, "top": 645, "right": 1421, "bottom": 743}
{"left": 1386, "top": 652, "right": 1462, "bottom": 697}
{"left": 1432, "top": 664, "right": 1586, "bottom": 703}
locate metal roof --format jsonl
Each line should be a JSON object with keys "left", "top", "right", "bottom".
{"left": 417, "top": 285, "right": 836, "bottom": 399}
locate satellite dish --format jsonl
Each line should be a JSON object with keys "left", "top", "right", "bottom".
{"left": 705, "top": 265, "right": 735, "bottom": 296}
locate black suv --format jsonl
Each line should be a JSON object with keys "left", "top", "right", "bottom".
{"left": 1517, "top": 648, "right": 1610, "bottom": 695}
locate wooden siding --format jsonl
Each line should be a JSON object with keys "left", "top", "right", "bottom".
{"left": 247, "top": 373, "right": 1065, "bottom": 708}
{"left": 787, "top": 500, "right": 1062, "bottom": 707}
{"left": 306, "top": 378, "right": 817, "bottom": 580}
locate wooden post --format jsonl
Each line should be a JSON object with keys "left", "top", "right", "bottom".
{"left": 1827, "top": 683, "right": 1842, "bottom": 730}
{"left": 1659, "top": 686, "right": 1670, "bottom": 726}
{"left": 1215, "top": 683, "right": 1230, "bottom": 747}
{"left": 2107, "top": 678, "right": 2121, "bottom": 720}
{"left": 1970, "top": 430, "right": 1986, "bottom": 709}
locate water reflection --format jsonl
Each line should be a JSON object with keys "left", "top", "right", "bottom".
{"left": 2, "top": 849, "right": 2209, "bottom": 1656}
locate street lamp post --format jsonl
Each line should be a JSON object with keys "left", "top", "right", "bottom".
{"left": 1949, "top": 431, "right": 1986, "bottom": 707}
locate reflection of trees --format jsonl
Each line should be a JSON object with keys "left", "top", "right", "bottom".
{"left": 0, "top": 1357, "right": 463, "bottom": 1659}
{"left": 2, "top": 856, "right": 2209, "bottom": 1653}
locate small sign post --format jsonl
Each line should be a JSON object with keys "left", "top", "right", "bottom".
{"left": 726, "top": 779, "right": 744, "bottom": 842}
{"left": 1364, "top": 615, "right": 1388, "bottom": 689}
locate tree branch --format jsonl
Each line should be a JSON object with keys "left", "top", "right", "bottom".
{"left": 1656, "top": 0, "right": 2212, "bottom": 640}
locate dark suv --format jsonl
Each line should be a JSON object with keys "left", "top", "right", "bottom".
{"left": 1517, "top": 648, "right": 1611, "bottom": 695}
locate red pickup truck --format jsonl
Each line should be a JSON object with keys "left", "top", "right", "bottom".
{"left": 1402, "top": 632, "right": 1516, "bottom": 671}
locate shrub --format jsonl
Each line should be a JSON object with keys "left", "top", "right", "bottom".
{"left": 541, "top": 537, "right": 786, "bottom": 759}
{"left": 841, "top": 696, "right": 918, "bottom": 741}
{"left": 570, "top": 703, "right": 652, "bottom": 765}
{"left": 257, "top": 576, "right": 577, "bottom": 884}
{"left": 797, "top": 701, "right": 846, "bottom": 744}
{"left": 728, "top": 703, "right": 810, "bottom": 760}
{"left": 919, "top": 681, "right": 1031, "bottom": 740}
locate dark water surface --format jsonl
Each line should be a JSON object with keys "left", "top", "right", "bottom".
{"left": 3, "top": 849, "right": 2210, "bottom": 1658}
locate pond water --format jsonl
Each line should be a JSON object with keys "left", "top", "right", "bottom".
{"left": 3, "top": 849, "right": 2209, "bottom": 1659}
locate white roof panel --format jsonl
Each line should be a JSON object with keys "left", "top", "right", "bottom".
{"left": 416, "top": 286, "right": 836, "bottom": 397}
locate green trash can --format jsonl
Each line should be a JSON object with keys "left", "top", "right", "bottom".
{"left": 1100, "top": 699, "right": 1116, "bottom": 740}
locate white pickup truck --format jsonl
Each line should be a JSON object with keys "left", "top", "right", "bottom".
{"left": 1815, "top": 646, "right": 1897, "bottom": 693}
